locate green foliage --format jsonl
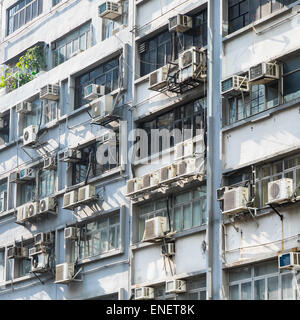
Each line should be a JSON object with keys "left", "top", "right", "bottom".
{"left": 0, "top": 44, "right": 45, "bottom": 91}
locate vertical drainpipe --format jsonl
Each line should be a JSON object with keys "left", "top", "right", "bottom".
{"left": 206, "top": 0, "right": 222, "bottom": 300}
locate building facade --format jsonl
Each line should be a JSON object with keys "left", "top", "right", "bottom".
{"left": 0, "top": 0, "right": 299, "bottom": 300}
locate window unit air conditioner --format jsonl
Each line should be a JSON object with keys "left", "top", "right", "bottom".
{"left": 9, "top": 171, "right": 20, "bottom": 183}
{"left": 16, "top": 101, "right": 32, "bottom": 114}
{"left": 165, "top": 279, "right": 186, "bottom": 294}
{"left": 126, "top": 178, "right": 136, "bottom": 195}
{"left": 159, "top": 164, "right": 177, "bottom": 183}
{"left": 62, "top": 190, "right": 78, "bottom": 210}
{"left": 55, "top": 262, "right": 75, "bottom": 284}
{"left": 23, "top": 125, "right": 38, "bottom": 147}
{"left": 40, "top": 84, "right": 60, "bottom": 100}
{"left": 178, "top": 47, "right": 206, "bottom": 82}
{"left": 168, "top": 14, "right": 192, "bottom": 33}
{"left": 142, "top": 171, "right": 159, "bottom": 189}
{"left": 17, "top": 205, "right": 27, "bottom": 223}
{"left": 39, "top": 197, "right": 56, "bottom": 214}
{"left": 148, "top": 65, "right": 169, "bottom": 91}
{"left": 142, "top": 216, "right": 168, "bottom": 242}
{"left": 91, "top": 95, "right": 114, "bottom": 118}
{"left": 268, "top": 178, "right": 293, "bottom": 204}
{"left": 31, "top": 252, "right": 49, "bottom": 273}
{"left": 7, "top": 246, "right": 28, "bottom": 259}
{"left": 0, "top": 191, "right": 7, "bottom": 212}
{"left": 77, "top": 185, "right": 96, "bottom": 204}
{"left": 162, "top": 242, "right": 175, "bottom": 256}
{"left": 98, "top": 1, "right": 122, "bottom": 20}
{"left": 249, "top": 62, "right": 280, "bottom": 84}
{"left": 221, "top": 75, "right": 249, "bottom": 96}
{"left": 64, "top": 227, "right": 78, "bottom": 240}
{"left": 26, "top": 202, "right": 39, "bottom": 218}
{"left": 135, "top": 287, "right": 154, "bottom": 300}
{"left": 177, "top": 158, "right": 196, "bottom": 176}
{"left": 279, "top": 252, "right": 300, "bottom": 270}
{"left": 34, "top": 232, "right": 53, "bottom": 246}
{"left": 222, "top": 186, "right": 249, "bottom": 215}
{"left": 174, "top": 140, "right": 194, "bottom": 160}
{"left": 43, "top": 156, "right": 57, "bottom": 170}
{"left": 84, "top": 84, "right": 105, "bottom": 101}
{"left": 19, "top": 167, "right": 35, "bottom": 181}
{"left": 59, "top": 149, "right": 82, "bottom": 163}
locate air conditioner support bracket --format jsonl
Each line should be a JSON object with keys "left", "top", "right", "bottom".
{"left": 247, "top": 207, "right": 259, "bottom": 227}
{"left": 20, "top": 147, "right": 34, "bottom": 160}
{"left": 31, "top": 271, "right": 45, "bottom": 285}
{"left": 72, "top": 267, "right": 83, "bottom": 282}
{"left": 268, "top": 203, "right": 283, "bottom": 221}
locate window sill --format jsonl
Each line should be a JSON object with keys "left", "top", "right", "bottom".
{"left": 0, "top": 208, "right": 16, "bottom": 219}
{"left": 0, "top": 140, "right": 17, "bottom": 152}
{"left": 223, "top": 1, "right": 300, "bottom": 42}
{"left": 131, "top": 224, "right": 207, "bottom": 251}
{"left": 134, "top": 73, "right": 149, "bottom": 85}
{"left": 77, "top": 248, "right": 124, "bottom": 267}
{"left": 222, "top": 96, "right": 300, "bottom": 133}
{"left": 135, "top": 0, "right": 150, "bottom": 6}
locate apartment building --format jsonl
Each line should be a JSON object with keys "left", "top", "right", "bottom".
{"left": 0, "top": 0, "right": 299, "bottom": 301}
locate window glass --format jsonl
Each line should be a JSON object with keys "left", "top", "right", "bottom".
{"left": 267, "top": 277, "right": 279, "bottom": 300}
{"left": 254, "top": 279, "right": 265, "bottom": 300}
{"left": 241, "top": 282, "right": 252, "bottom": 300}
{"left": 229, "top": 285, "right": 239, "bottom": 300}
{"left": 0, "top": 250, "right": 5, "bottom": 282}
{"left": 282, "top": 273, "right": 293, "bottom": 300}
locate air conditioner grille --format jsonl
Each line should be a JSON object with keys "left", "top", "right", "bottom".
{"left": 149, "top": 72, "right": 158, "bottom": 86}
{"left": 182, "top": 51, "right": 193, "bottom": 67}
{"left": 223, "top": 189, "right": 236, "bottom": 212}
{"left": 250, "top": 64, "right": 263, "bottom": 80}
{"left": 270, "top": 182, "right": 280, "bottom": 200}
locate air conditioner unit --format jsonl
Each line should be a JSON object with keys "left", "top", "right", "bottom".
{"left": 26, "top": 202, "right": 38, "bottom": 218}
{"left": 31, "top": 252, "right": 49, "bottom": 273}
{"left": 7, "top": 246, "right": 28, "bottom": 259}
{"left": 159, "top": 164, "right": 177, "bottom": 183}
{"left": 142, "top": 216, "right": 168, "bottom": 242}
{"left": 165, "top": 279, "right": 186, "bottom": 294}
{"left": 174, "top": 140, "right": 194, "bottom": 160}
{"left": 19, "top": 167, "right": 35, "bottom": 181}
{"left": 126, "top": 178, "right": 136, "bottom": 195}
{"left": 77, "top": 185, "right": 96, "bottom": 204}
{"left": 142, "top": 171, "right": 159, "bottom": 189}
{"left": 39, "top": 197, "right": 56, "bottom": 214}
{"left": 91, "top": 95, "right": 114, "bottom": 118}
{"left": 55, "top": 262, "right": 75, "bottom": 284}
{"left": 135, "top": 287, "right": 154, "bottom": 300}
{"left": 64, "top": 227, "right": 78, "bottom": 240}
{"left": 162, "top": 242, "right": 175, "bottom": 256}
{"left": 43, "top": 156, "right": 57, "bottom": 170}
{"left": 177, "top": 158, "right": 196, "bottom": 176}
{"left": 249, "top": 62, "right": 280, "bottom": 84}
{"left": 59, "top": 149, "right": 82, "bottom": 163}
{"left": 279, "top": 252, "right": 300, "bottom": 270}
{"left": 62, "top": 190, "right": 79, "bottom": 210}
{"left": 178, "top": 47, "right": 207, "bottom": 82}
{"left": 84, "top": 84, "right": 105, "bottom": 101}
{"left": 29, "top": 247, "right": 37, "bottom": 257}
{"left": 136, "top": 177, "right": 143, "bottom": 191}
{"left": 98, "top": 1, "right": 122, "bottom": 20}
{"left": 221, "top": 75, "right": 249, "bottom": 96}
{"left": 23, "top": 125, "right": 38, "bottom": 147}
{"left": 268, "top": 178, "right": 293, "bottom": 204}
{"left": 222, "top": 187, "right": 249, "bottom": 215}
{"left": 168, "top": 14, "right": 192, "bottom": 33}
{"left": 0, "top": 191, "right": 7, "bottom": 212}
{"left": 9, "top": 171, "right": 20, "bottom": 183}
{"left": 40, "top": 84, "right": 60, "bottom": 100}
{"left": 148, "top": 65, "right": 169, "bottom": 91}
{"left": 16, "top": 101, "right": 32, "bottom": 114}
{"left": 34, "top": 232, "right": 53, "bottom": 246}
{"left": 16, "top": 205, "right": 27, "bottom": 223}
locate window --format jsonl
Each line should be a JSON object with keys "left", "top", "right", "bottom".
{"left": 38, "top": 169, "right": 56, "bottom": 199}
{"left": 154, "top": 276, "right": 206, "bottom": 300}
{"left": 20, "top": 98, "right": 58, "bottom": 134}
{"left": 228, "top": 0, "right": 297, "bottom": 34}
{"left": 0, "top": 113, "right": 10, "bottom": 145}
{"left": 71, "top": 138, "right": 119, "bottom": 186}
{"left": 228, "top": 260, "right": 295, "bottom": 300}
{"left": 136, "top": 186, "right": 207, "bottom": 242}
{"left": 7, "top": 0, "right": 43, "bottom": 35}
{"left": 140, "top": 10, "right": 207, "bottom": 77}
{"left": 0, "top": 180, "right": 8, "bottom": 213}
{"left": 0, "top": 250, "right": 5, "bottom": 282}
{"left": 226, "top": 81, "right": 279, "bottom": 125}
{"left": 52, "top": 0, "right": 60, "bottom": 6}
{"left": 140, "top": 97, "right": 206, "bottom": 156}
{"left": 283, "top": 55, "right": 300, "bottom": 103}
{"left": 70, "top": 212, "right": 121, "bottom": 261}
{"left": 102, "top": 0, "right": 128, "bottom": 40}
{"left": 52, "top": 22, "right": 92, "bottom": 68}
{"left": 74, "top": 57, "right": 119, "bottom": 109}
{"left": 18, "top": 180, "right": 35, "bottom": 206}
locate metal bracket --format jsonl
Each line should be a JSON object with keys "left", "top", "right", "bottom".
{"left": 247, "top": 207, "right": 259, "bottom": 227}
{"left": 268, "top": 203, "right": 284, "bottom": 221}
